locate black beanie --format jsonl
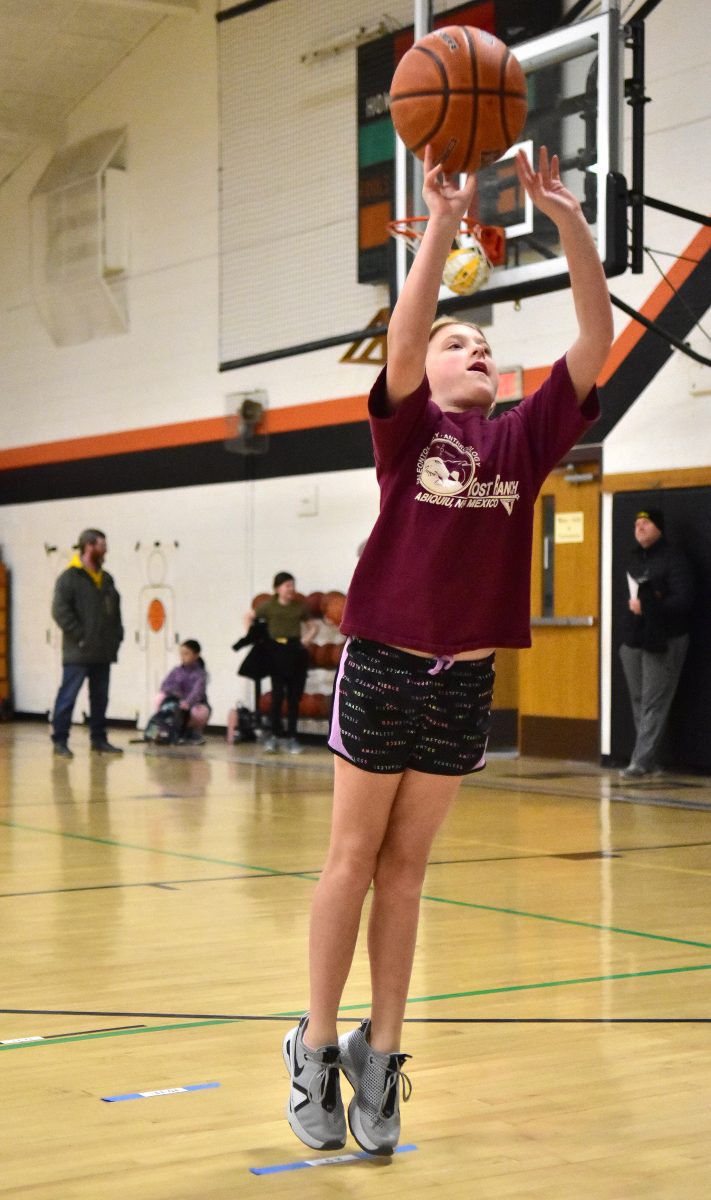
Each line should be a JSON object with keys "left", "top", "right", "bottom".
{"left": 636, "top": 507, "right": 665, "bottom": 533}
{"left": 273, "top": 571, "right": 295, "bottom": 588}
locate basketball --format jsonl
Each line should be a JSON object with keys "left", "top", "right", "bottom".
{"left": 306, "top": 590, "right": 324, "bottom": 618}
{"left": 322, "top": 590, "right": 346, "bottom": 626}
{"left": 389, "top": 26, "right": 527, "bottom": 174}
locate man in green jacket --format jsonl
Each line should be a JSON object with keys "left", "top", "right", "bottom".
{"left": 50, "top": 528, "right": 124, "bottom": 758}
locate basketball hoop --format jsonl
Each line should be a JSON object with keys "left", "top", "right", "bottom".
{"left": 387, "top": 217, "right": 505, "bottom": 297}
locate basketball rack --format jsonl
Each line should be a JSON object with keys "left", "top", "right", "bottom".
{"left": 387, "top": 216, "right": 506, "bottom": 297}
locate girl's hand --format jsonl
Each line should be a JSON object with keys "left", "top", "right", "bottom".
{"left": 422, "top": 144, "right": 477, "bottom": 224}
{"left": 515, "top": 146, "right": 582, "bottom": 225}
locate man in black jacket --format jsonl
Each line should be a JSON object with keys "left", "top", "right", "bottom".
{"left": 619, "top": 508, "right": 695, "bottom": 779}
{"left": 50, "top": 529, "right": 124, "bottom": 758}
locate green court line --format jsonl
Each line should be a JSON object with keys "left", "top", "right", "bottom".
{"left": 0, "top": 1018, "right": 232, "bottom": 1051}
{"left": 5, "top": 962, "right": 711, "bottom": 1051}
{"left": 342, "top": 961, "right": 711, "bottom": 1009}
{"left": 419, "top": 893, "right": 711, "bottom": 950}
{"left": 3, "top": 818, "right": 709, "bottom": 951}
{"left": 0, "top": 819, "right": 319, "bottom": 883}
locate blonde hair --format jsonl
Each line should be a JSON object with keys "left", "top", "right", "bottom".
{"left": 428, "top": 316, "right": 486, "bottom": 341}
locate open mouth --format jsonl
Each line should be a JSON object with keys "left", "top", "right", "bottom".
{"left": 467, "top": 362, "right": 488, "bottom": 374}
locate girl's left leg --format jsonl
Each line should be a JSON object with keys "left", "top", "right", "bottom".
{"left": 367, "top": 768, "right": 462, "bottom": 1052}
{"left": 306, "top": 757, "right": 405, "bottom": 1049}
{"left": 338, "top": 767, "right": 462, "bottom": 1156}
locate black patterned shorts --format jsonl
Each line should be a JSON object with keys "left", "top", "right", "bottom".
{"left": 328, "top": 638, "right": 495, "bottom": 777}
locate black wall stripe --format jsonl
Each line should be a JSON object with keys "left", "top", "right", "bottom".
{"left": 217, "top": 0, "right": 281, "bottom": 23}
{"left": 0, "top": 422, "right": 374, "bottom": 507}
{"left": 3, "top": 242, "right": 708, "bottom": 506}
{"left": 581, "top": 241, "right": 711, "bottom": 443}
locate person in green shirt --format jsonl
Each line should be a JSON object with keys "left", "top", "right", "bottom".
{"left": 254, "top": 572, "right": 318, "bottom": 754}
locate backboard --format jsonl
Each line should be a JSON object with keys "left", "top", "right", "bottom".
{"left": 392, "top": 11, "right": 628, "bottom": 308}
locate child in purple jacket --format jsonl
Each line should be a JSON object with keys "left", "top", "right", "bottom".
{"left": 154, "top": 639, "right": 210, "bottom": 744}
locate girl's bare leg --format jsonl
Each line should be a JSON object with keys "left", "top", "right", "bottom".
{"left": 367, "top": 769, "right": 462, "bottom": 1052}
{"left": 305, "top": 757, "right": 403, "bottom": 1049}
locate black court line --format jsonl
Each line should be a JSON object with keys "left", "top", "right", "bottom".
{"left": 427, "top": 839, "right": 711, "bottom": 867}
{"left": 476, "top": 778, "right": 711, "bottom": 814}
{"left": 0, "top": 868, "right": 323, "bottom": 899}
{"left": 5, "top": 839, "right": 711, "bottom": 900}
{"left": 403, "top": 1017, "right": 711, "bottom": 1024}
{"left": 501, "top": 772, "right": 705, "bottom": 789}
{"left": 501, "top": 772, "right": 603, "bottom": 780}
{"left": 611, "top": 793, "right": 711, "bottom": 813}
{"left": 2, "top": 1007, "right": 708, "bottom": 1026}
{"left": 613, "top": 839, "right": 711, "bottom": 853}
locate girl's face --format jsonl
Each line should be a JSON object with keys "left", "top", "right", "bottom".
{"left": 276, "top": 580, "right": 295, "bottom": 603}
{"left": 179, "top": 645, "right": 199, "bottom": 666}
{"left": 425, "top": 324, "right": 499, "bottom": 413}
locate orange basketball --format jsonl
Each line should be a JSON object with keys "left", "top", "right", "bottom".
{"left": 322, "top": 591, "right": 346, "bottom": 626}
{"left": 326, "top": 643, "right": 345, "bottom": 670}
{"left": 310, "top": 644, "right": 330, "bottom": 669}
{"left": 306, "top": 591, "right": 324, "bottom": 618}
{"left": 389, "top": 26, "right": 527, "bottom": 174}
{"left": 300, "top": 693, "right": 326, "bottom": 719}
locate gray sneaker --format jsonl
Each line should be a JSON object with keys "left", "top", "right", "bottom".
{"left": 619, "top": 763, "right": 649, "bottom": 780}
{"left": 283, "top": 1014, "right": 346, "bottom": 1151}
{"left": 285, "top": 737, "right": 303, "bottom": 755}
{"left": 339, "top": 1019, "right": 412, "bottom": 1156}
{"left": 263, "top": 735, "right": 279, "bottom": 753}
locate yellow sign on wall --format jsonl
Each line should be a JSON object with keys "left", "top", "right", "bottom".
{"left": 555, "top": 511, "right": 584, "bottom": 543}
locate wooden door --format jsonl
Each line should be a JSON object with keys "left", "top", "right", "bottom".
{"left": 518, "top": 461, "right": 601, "bottom": 759}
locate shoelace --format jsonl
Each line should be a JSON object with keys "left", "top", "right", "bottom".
{"left": 379, "top": 1053, "right": 413, "bottom": 1118}
{"left": 427, "top": 654, "right": 455, "bottom": 676}
{"left": 306, "top": 1052, "right": 340, "bottom": 1111}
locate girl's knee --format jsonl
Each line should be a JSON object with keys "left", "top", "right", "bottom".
{"left": 323, "top": 846, "right": 378, "bottom": 895}
{"left": 373, "top": 848, "right": 427, "bottom": 897}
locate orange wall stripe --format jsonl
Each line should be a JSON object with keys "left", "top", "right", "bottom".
{"left": 2, "top": 224, "right": 708, "bottom": 475}
{"left": 598, "top": 222, "right": 711, "bottom": 386}
{"left": 0, "top": 416, "right": 229, "bottom": 471}
{"left": 0, "top": 395, "right": 370, "bottom": 472}
{"left": 522, "top": 365, "right": 550, "bottom": 394}
{"left": 262, "top": 394, "right": 368, "bottom": 434}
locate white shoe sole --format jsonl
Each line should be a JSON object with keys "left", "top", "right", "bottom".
{"left": 346, "top": 1095, "right": 396, "bottom": 1157}
{"left": 340, "top": 1056, "right": 396, "bottom": 1157}
{"left": 282, "top": 1029, "right": 346, "bottom": 1152}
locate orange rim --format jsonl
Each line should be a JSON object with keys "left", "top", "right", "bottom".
{"left": 388, "top": 217, "right": 506, "bottom": 266}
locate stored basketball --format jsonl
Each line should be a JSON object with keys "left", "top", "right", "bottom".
{"left": 389, "top": 26, "right": 527, "bottom": 174}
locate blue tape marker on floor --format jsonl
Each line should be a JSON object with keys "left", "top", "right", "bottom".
{"left": 250, "top": 1143, "right": 417, "bottom": 1175}
{"left": 102, "top": 1081, "right": 220, "bottom": 1102}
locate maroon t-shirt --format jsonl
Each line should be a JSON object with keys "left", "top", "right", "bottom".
{"left": 340, "top": 354, "right": 599, "bottom": 655}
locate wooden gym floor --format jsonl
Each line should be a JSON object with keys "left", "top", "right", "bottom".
{"left": 2, "top": 722, "right": 711, "bottom": 1199}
